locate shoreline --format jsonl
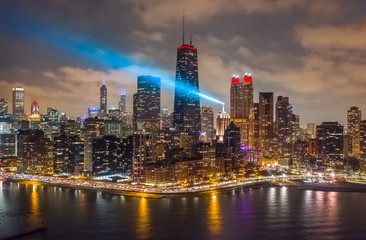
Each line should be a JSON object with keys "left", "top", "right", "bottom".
{"left": 2, "top": 175, "right": 273, "bottom": 198}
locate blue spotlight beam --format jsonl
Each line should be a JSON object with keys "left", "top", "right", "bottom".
{"left": 0, "top": 6, "right": 225, "bottom": 106}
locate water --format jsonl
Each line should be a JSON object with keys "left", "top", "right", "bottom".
{"left": 1, "top": 181, "right": 366, "bottom": 240}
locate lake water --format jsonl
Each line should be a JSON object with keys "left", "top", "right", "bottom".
{"left": 1, "top": 181, "right": 366, "bottom": 239}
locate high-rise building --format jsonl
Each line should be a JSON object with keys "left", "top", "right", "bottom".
{"left": 17, "top": 130, "right": 53, "bottom": 174}
{"left": 88, "top": 107, "right": 100, "bottom": 118}
{"left": 347, "top": 106, "right": 361, "bottom": 158}
{"left": 160, "top": 107, "right": 172, "bottom": 130}
{"left": 359, "top": 120, "right": 366, "bottom": 173}
{"left": 316, "top": 122, "right": 343, "bottom": 167}
{"left": 0, "top": 98, "right": 8, "bottom": 115}
{"left": 258, "top": 92, "right": 274, "bottom": 152}
{"left": 275, "top": 96, "right": 293, "bottom": 166}
{"left": 54, "top": 135, "right": 84, "bottom": 174}
{"left": 133, "top": 133, "right": 157, "bottom": 183}
{"left": 100, "top": 82, "right": 107, "bottom": 117}
{"left": 0, "top": 134, "right": 17, "bottom": 157}
{"left": 119, "top": 90, "right": 126, "bottom": 114}
{"left": 306, "top": 123, "right": 316, "bottom": 138}
{"left": 92, "top": 135, "right": 124, "bottom": 176}
{"left": 216, "top": 112, "right": 230, "bottom": 143}
{"left": 12, "top": 87, "right": 24, "bottom": 121}
{"left": 173, "top": 41, "right": 200, "bottom": 133}
{"left": 230, "top": 74, "right": 254, "bottom": 149}
{"left": 201, "top": 106, "right": 214, "bottom": 143}
{"left": 133, "top": 75, "right": 161, "bottom": 132}
{"left": 82, "top": 118, "right": 104, "bottom": 173}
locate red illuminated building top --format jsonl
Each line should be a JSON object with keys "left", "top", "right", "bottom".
{"left": 244, "top": 74, "right": 252, "bottom": 83}
{"left": 231, "top": 76, "right": 240, "bottom": 84}
{"left": 177, "top": 45, "right": 196, "bottom": 51}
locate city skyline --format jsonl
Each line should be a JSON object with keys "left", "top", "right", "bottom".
{"left": 1, "top": 1, "right": 365, "bottom": 126}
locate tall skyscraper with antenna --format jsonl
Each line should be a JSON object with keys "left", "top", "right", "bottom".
{"left": 119, "top": 89, "right": 126, "bottom": 114}
{"left": 173, "top": 14, "right": 201, "bottom": 133}
{"left": 99, "top": 80, "right": 107, "bottom": 117}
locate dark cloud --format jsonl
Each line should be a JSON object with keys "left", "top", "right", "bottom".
{"left": 0, "top": 0, "right": 365, "bottom": 125}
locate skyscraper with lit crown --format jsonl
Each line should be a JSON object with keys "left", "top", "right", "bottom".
{"left": 173, "top": 29, "right": 200, "bottom": 133}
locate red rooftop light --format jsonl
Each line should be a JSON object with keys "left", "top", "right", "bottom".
{"left": 244, "top": 75, "right": 252, "bottom": 83}
{"left": 178, "top": 45, "right": 196, "bottom": 50}
{"left": 231, "top": 77, "right": 240, "bottom": 84}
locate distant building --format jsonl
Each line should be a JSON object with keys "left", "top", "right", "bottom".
{"left": 359, "top": 120, "right": 366, "bottom": 173}
{"left": 88, "top": 107, "right": 100, "bottom": 119}
{"left": 306, "top": 123, "right": 316, "bottom": 138}
{"left": 347, "top": 106, "right": 361, "bottom": 158}
{"left": 12, "top": 87, "right": 24, "bottom": 121}
{"left": 258, "top": 92, "right": 274, "bottom": 152}
{"left": 230, "top": 74, "right": 254, "bottom": 149}
{"left": 0, "top": 98, "right": 8, "bottom": 116}
{"left": 201, "top": 106, "right": 214, "bottom": 143}
{"left": 99, "top": 82, "right": 107, "bottom": 117}
{"left": 119, "top": 90, "right": 126, "bottom": 114}
{"left": 0, "top": 134, "right": 17, "bottom": 157}
{"left": 216, "top": 112, "right": 230, "bottom": 143}
{"left": 133, "top": 75, "right": 161, "bottom": 132}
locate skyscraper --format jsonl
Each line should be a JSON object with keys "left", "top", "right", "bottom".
{"left": 31, "top": 98, "right": 40, "bottom": 115}
{"left": 347, "top": 106, "right": 361, "bottom": 158}
{"left": 359, "top": 120, "right": 366, "bottom": 173}
{"left": 100, "top": 81, "right": 107, "bottom": 117}
{"left": 133, "top": 75, "right": 161, "bottom": 132}
{"left": 173, "top": 40, "right": 201, "bottom": 133}
{"left": 258, "top": 92, "right": 274, "bottom": 152}
{"left": 201, "top": 106, "right": 214, "bottom": 142}
{"left": 119, "top": 90, "right": 126, "bottom": 114}
{"left": 12, "top": 87, "right": 24, "bottom": 121}
{"left": 230, "top": 74, "right": 254, "bottom": 148}
{"left": 216, "top": 112, "right": 230, "bottom": 143}
{"left": 275, "top": 96, "right": 293, "bottom": 166}
{"left": 316, "top": 122, "right": 344, "bottom": 167}
{"left": 0, "top": 98, "right": 8, "bottom": 115}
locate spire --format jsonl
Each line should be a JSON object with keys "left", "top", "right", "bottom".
{"left": 182, "top": 10, "right": 185, "bottom": 45}
{"left": 102, "top": 75, "right": 106, "bottom": 86}
{"left": 189, "top": 19, "right": 192, "bottom": 46}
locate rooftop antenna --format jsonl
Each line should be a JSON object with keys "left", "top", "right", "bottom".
{"left": 222, "top": 103, "right": 225, "bottom": 113}
{"left": 102, "top": 75, "right": 106, "bottom": 85}
{"left": 189, "top": 19, "right": 192, "bottom": 46}
{"left": 182, "top": 10, "right": 185, "bottom": 45}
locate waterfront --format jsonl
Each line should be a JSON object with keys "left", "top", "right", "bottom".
{"left": 1, "top": 181, "right": 366, "bottom": 239}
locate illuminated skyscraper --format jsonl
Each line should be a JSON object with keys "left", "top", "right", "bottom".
{"left": 119, "top": 90, "right": 126, "bottom": 114}
{"left": 173, "top": 40, "right": 201, "bottom": 133}
{"left": 133, "top": 75, "right": 161, "bottom": 132}
{"left": 12, "top": 87, "right": 24, "bottom": 121}
{"left": 258, "top": 92, "right": 274, "bottom": 152}
{"left": 347, "top": 106, "right": 361, "bottom": 158}
{"left": 230, "top": 74, "right": 254, "bottom": 148}
{"left": 216, "top": 112, "right": 230, "bottom": 143}
{"left": 316, "top": 122, "right": 343, "bottom": 166}
{"left": 275, "top": 96, "right": 293, "bottom": 166}
{"left": 201, "top": 106, "right": 214, "bottom": 142}
{"left": 359, "top": 120, "right": 366, "bottom": 173}
{"left": 0, "top": 98, "right": 8, "bottom": 115}
{"left": 100, "top": 81, "right": 107, "bottom": 117}
{"left": 31, "top": 98, "right": 40, "bottom": 115}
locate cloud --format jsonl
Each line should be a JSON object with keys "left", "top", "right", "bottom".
{"left": 134, "top": 0, "right": 342, "bottom": 28}
{"left": 295, "top": 22, "right": 366, "bottom": 50}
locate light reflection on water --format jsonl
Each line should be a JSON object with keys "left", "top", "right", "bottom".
{"left": 208, "top": 192, "right": 221, "bottom": 236}
{"left": 136, "top": 197, "right": 151, "bottom": 239}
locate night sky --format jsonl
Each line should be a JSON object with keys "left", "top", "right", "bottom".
{"left": 0, "top": 0, "right": 365, "bottom": 126}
